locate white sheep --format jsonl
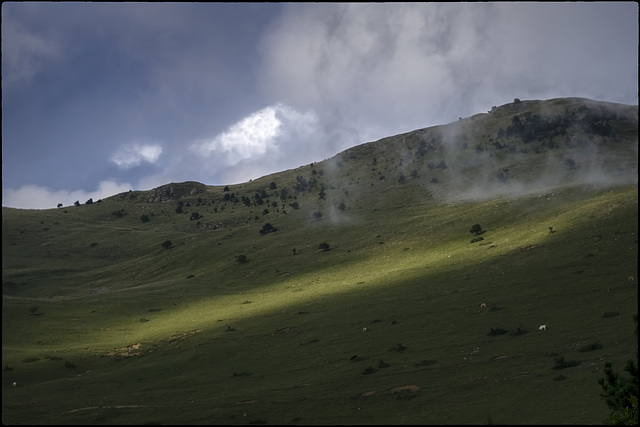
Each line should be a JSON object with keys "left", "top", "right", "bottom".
{"left": 539, "top": 325, "right": 547, "bottom": 331}
{"left": 480, "top": 303, "right": 487, "bottom": 309}
{"left": 12, "top": 382, "right": 17, "bottom": 387}
{"left": 362, "top": 327, "right": 368, "bottom": 332}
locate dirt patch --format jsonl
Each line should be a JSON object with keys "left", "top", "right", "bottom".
{"left": 360, "top": 390, "right": 377, "bottom": 397}
{"left": 103, "top": 343, "right": 143, "bottom": 358}
{"left": 388, "top": 384, "right": 420, "bottom": 394}
{"left": 164, "top": 329, "right": 203, "bottom": 344}
{"left": 233, "top": 400, "right": 258, "bottom": 406}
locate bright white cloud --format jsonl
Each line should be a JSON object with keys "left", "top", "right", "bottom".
{"left": 111, "top": 143, "right": 163, "bottom": 168}
{"left": 2, "top": 180, "right": 133, "bottom": 210}
{"left": 191, "top": 103, "right": 318, "bottom": 165}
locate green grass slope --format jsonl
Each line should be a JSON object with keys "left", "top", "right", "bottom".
{"left": 2, "top": 97, "right": 637, "bottom": 425}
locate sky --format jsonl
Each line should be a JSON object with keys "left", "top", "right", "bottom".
{"left": 2, "top": 2, "right": 638, "bottom": 209}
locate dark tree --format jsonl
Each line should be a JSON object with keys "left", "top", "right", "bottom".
{"left": 140, "top": 214, "right": 150, "bottom": 223}
{"left": 313, "top": 211, "right": 323, "bottom": 221}
{"left": 86, "top": 198, "right": 93, "bottom": 205}
{"left": 74, "top": 201, "right": 80, "bottom": 207}
{"left": 563, "top": 158, "right": 576, "bottom": 169}
{"left": 190, "top": 212, "right": 201, "bottom": 220}
{"left": 224, "top": 185, "right": 230, "bottom": 192}
{"left": 260, "top": 223, "right": 277, "bottom": 235}
{"left": 470, "top": 224, "right": 483, "bottom": 235}
{"left": 57, "top": 203, "right": 62, "bottom": 208}
{"left": 269, "top": 181, "right": 277, "bottom": 190}
{"left": 161, "top": 240, "right": 173, "bottom": 249}
{"left": 496, "top": 169, "right": 509, "bottom": 183}
{"left": 236, "top": 254, "right": 248, "bottom": 264}
{"left": 398, "top": 174, "right": 406, "bottom": 184}
{"left": 318, "top": 242, "right": 330, "bottom": 251}
{"left": 598, "top": 314, "right": 638, "bottom": 425}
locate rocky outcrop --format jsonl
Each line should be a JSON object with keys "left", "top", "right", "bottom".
{"left": 146, "top": 182, "right": 206, "bottom": 203}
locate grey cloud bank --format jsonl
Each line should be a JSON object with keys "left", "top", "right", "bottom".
{"left": 2, "top": 2, "right": 637, "bottom": 209}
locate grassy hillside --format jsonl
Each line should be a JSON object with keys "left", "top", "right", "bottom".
{"left": 2, "top": 97, "right": 637, "bottom": 425}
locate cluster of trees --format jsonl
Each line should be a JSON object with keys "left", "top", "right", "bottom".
{"left": 495, "top": 105, "right": 616, "bottom": 146}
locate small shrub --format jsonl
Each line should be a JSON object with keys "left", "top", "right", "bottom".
{"left": 362, "top": 367, "right": 377, "bottom": 375}
{"left": 488, "top": 327, "right": 509, "bottom": 336}
{"left": 563, "top": 158, "right": 576, "bottom": 169}
{"left": 602, "top": 311, "right": 620, "bottom": 318}
{"left": 388, "top": 343, "right": 407, "bottom": 352}
{"left": 553, "top": 356, "right": 581, "bottom": 370}
{"left": 237, "top": 254, "right": 248, "bottom": 264}
{"left": 140, "top": 214, "right": 150, "bottom": 223}
{"left": 378, "top": 359, "right": 391, "bottom": 368}
{"left": 578, "top": 343, "right": 603, "bottom": 352}
{"left": 161, "top": 240, "right": 173, "bottom": 249}
{"left": 318, "top": 242, "right": 330, "bottom": 251}
{"left": 259, "top": 223, "right": 277, "bottom": 235}
{"left": 470, "top": 224, "right": 484, "bottom": 235}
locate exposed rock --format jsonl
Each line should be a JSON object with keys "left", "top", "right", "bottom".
{"left": 146, "top": 182, "right": 206, "bottom": 203}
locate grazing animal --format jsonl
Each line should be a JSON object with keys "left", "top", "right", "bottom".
{"left": 629, "top": 276, "right": 635, "bottom": 282}
{"left": 480, "top": 303, "right": 487, "bottom": 309}
{"left": 12, "top": 382, "right": 16, "bottom": 387}
{"left": 539, "top": 325, "right": 547, "bottom": 331}
{"left": 362, "top": 327, "right": 368, "bottom": 332}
